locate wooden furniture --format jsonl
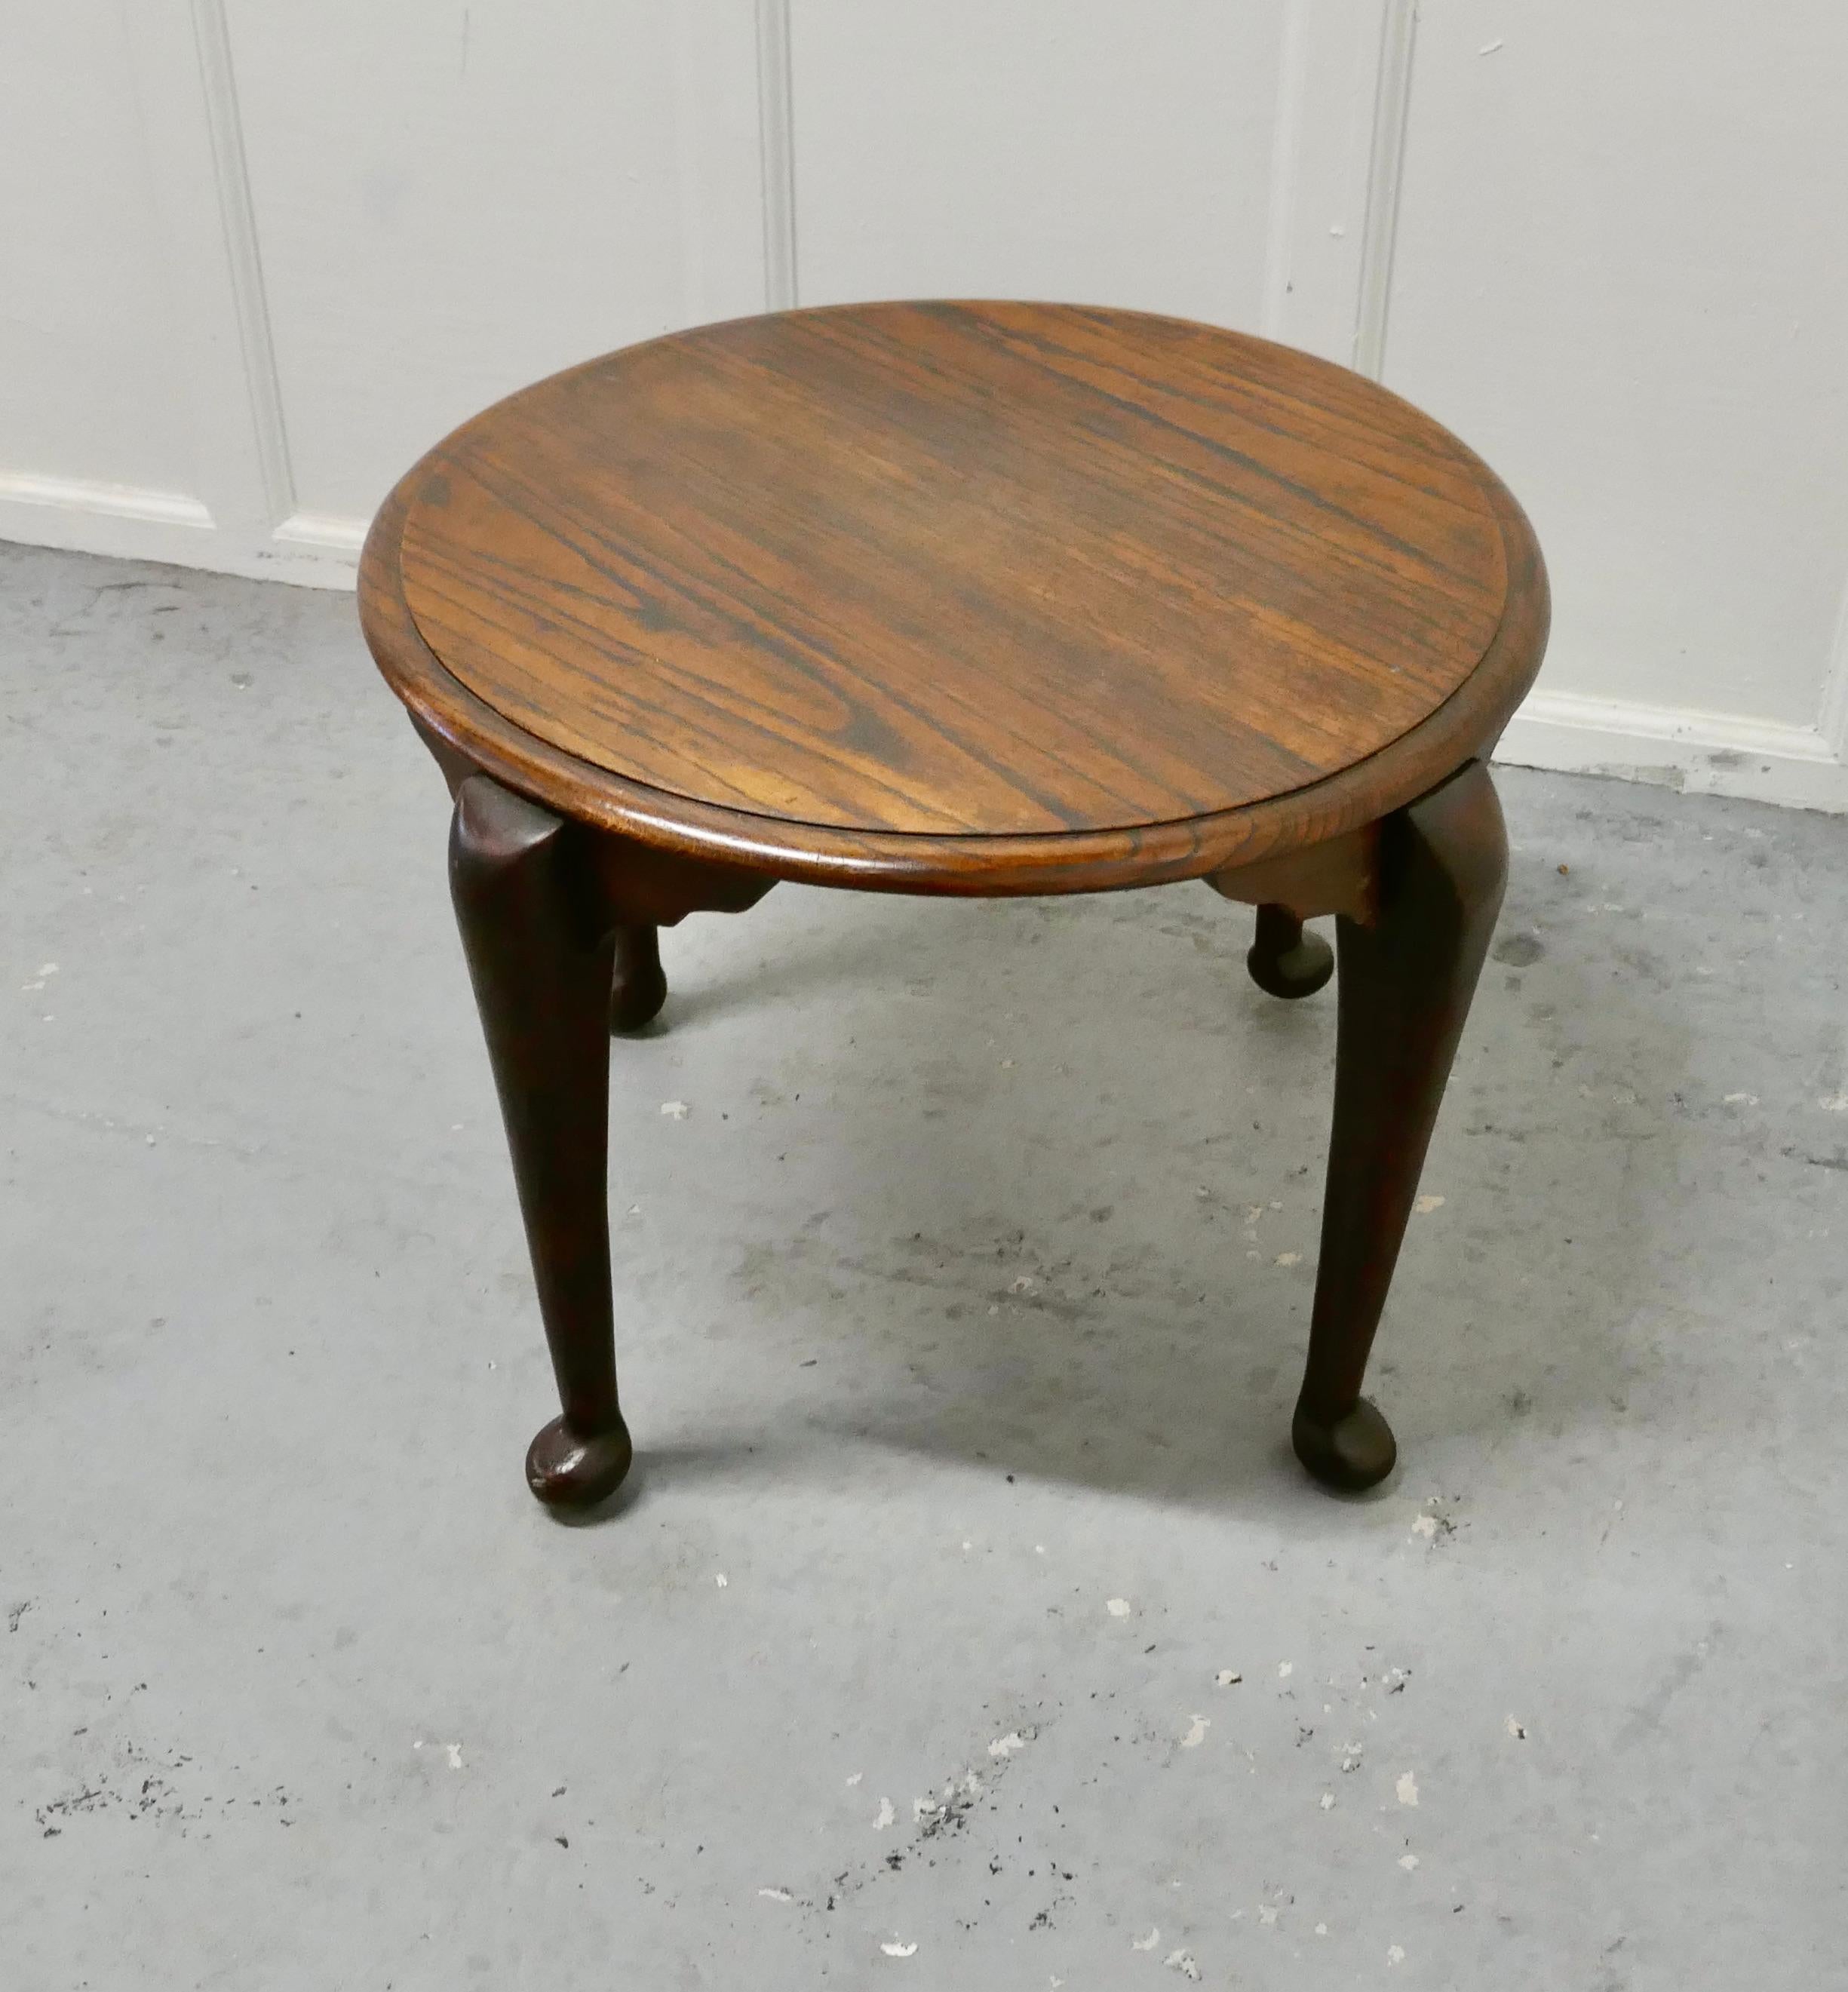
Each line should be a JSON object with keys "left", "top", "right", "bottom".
{"left": 361, "top": 302, "right": 1548, "bottom": 1511}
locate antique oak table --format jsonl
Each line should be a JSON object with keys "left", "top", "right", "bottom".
{"left": 360, "top": 301, "right": 1548, "bottom": 1512}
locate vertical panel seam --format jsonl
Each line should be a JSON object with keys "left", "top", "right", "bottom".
{"left": 756, "top": 0, "right": 799, "bottom": 312}
{"left": 1353, "top": 0, "right": 1419, "bottom": 381}
{"left": 189, "top": 0, "right": 296, "bottom": 525}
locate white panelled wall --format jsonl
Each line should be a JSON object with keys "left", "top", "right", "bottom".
{"left": 3, "top": 0, "right": 1845, "bottom": 809}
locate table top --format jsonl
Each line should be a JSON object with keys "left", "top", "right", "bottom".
{"left": 363, "top": 302, "right": 1546, "bottom": 893}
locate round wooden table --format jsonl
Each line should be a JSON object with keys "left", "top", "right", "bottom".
{"left": 361, "top": 301, "right": 1548, "bottom": 1512}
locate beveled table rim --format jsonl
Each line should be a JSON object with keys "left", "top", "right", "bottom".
{"left": 360, "top": 309, "right": 1549, "bottom": 898}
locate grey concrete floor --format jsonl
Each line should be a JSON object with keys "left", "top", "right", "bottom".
{"left": 3, "top": 539, "right": 1845, "bottom": 1990}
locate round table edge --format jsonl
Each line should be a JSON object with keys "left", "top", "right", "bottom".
{"left": 359, "top": 450, "right": 1549, "bottom": 898}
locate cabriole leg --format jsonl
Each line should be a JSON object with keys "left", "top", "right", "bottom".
{"left": 1294, "top": 763, "right": 1508, "bottom": 1492}
{"left": 610, "top": 924, "right": 668, "bottom": 1033}
{"left": 449, "top": 774, "right": 634, "bottom": 1510}
{"left": 1248, "top": 902, "right": 1334, "bottom": 999}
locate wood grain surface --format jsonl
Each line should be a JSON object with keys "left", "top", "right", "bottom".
{"left": 366, "top": 303, "right": 1548, "bottom": 892}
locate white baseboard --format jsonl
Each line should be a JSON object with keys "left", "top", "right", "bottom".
{"left": 272, "top": 509, "right": 368, "bottom": 556}
{"left": 0, "top": 470, "right": 216, "bottom": 564}
{"left": 1497, "top": 688, "right": 1848, "bottom": 814}
{"left": 267, "top": 510, "right": 367, "bottom": 586}
{"left": 0, "top": 474, "right": 362, "bottom": 589}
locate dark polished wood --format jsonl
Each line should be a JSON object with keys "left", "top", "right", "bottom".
{"left": 361, "top": 302, "right": 1549, "bottom": 1508}
{"left": 449, "top": 774, "right": 634, "bottom": 1509}
{"left": 1205, "top": 821, "right": 1380, "bottom": 924}
{"left": 402, "top": 302, "right": 1508, "bottom": 839}
{"left": 609, "top": 925, "right": 668, "bottom": 1033}
{"left": 1291, "top": 761, "right": 1508, "bottom": 1490}
{"left": 448, "top": 773, "right": 771, "bottom": 1508}
{"left": 364, "top": 304, "right": 1548, "bottom": 895}
{"left": 1246, "top": 904, "right": 1335, "bottom": 1000}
